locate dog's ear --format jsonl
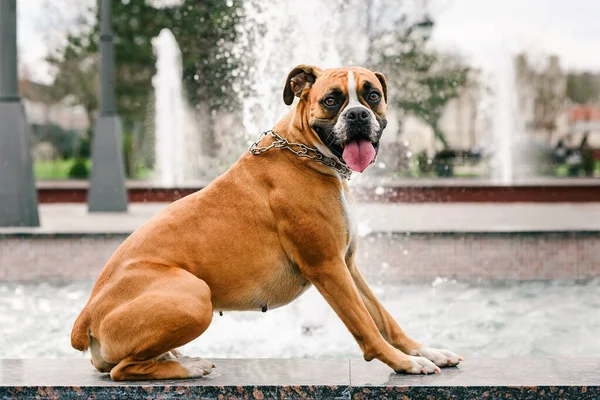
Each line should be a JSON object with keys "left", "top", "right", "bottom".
{"left": 283, "top": 65, "right": 322, "bottom": 106}
{"left": 374, "top": 72, "right": 388, "bottom": 103}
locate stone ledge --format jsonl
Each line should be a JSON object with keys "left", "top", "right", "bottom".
{"left": 1, "top": 358, "right": 598, "bottom": 399}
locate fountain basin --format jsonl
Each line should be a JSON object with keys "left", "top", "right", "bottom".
{"left": 35, "top": 179, "right": 600, "bottom": 203}
{"left": 2, "top": 202, "right": 600, "bottom": 280}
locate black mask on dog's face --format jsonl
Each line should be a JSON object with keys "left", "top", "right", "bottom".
{"left": 283, "top": 65, "right": 388, "bottom": 170}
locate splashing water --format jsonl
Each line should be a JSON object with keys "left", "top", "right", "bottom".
{"left": 492, "top": 50, "right": 516, "bottom": 184}
{"left": 491, "top": 48, "right": 540, "bottom": 184}
{"left": 3, "top": 279, "right": 600, "bottom": 358}
{"left": 232, "top": 0, "right": 369, "bottom": 139}
{"left": 152, "top": 28, "right": 202, "bottom": 186}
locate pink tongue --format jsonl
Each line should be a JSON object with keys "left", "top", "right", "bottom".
{"left": 342, "top": 139, "right": 376, "bottom": 172}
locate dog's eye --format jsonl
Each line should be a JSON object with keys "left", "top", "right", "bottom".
{"left": 368, "top": 92, "right": 381, "bottom": 102}
{"left": 323, "top": 97, "right": 337, "bottom": 107}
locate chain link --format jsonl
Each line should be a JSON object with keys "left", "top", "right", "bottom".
{"left": 249, "top": 130, "right": 352, "bottom": 179}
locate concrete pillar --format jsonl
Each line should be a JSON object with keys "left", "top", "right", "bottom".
{"left": 87, "top": 0, "right": 128, "bottom": 212}
{"left": 0, "top": 0, "right": 40, "bottom": 226}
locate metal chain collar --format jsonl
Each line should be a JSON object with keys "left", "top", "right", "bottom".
{"left": 249, "top": 130, "right": 352, "bottom": 180}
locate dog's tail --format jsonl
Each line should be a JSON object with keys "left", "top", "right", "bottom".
{"left": 71, "top": 307, "right": 91, "bottom": 351}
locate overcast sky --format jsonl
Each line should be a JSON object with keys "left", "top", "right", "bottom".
{"left": 429, "top": 0, "right": 600, "bottom": 73}
{"left": 17, "top": 0, "right": 600, "bottom": 84}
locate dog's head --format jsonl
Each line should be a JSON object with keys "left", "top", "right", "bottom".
{"left": 283, "top": 65, "right": 388, "bottom": 172}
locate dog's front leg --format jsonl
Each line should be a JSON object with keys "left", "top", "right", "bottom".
{"left": 300, "top": 258, "right": 439, "bottom": 374}
{"left": 348, "top": 262, "right": 463, "bottom": 368}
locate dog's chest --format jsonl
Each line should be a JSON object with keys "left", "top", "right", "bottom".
{"left": 340, "top": 185, "right": 357, "bottom": 247}
{"left": 259, "top": 262, "right": 311, "bottom": 310}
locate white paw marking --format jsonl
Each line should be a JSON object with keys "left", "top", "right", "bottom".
{"left": 170, "top": 349, "right": 184, "bottom": 358}
{"left": 411, "top": 347, "right": 463, "bottom": 367}
{"left": 157, "top": 349, "right": 183, "bottom": 361}
{"left": 407, "top": 355, "right": 440, "bottom": 374}
{"left": 178, "top": 356, "right": 215, "bottom": 378}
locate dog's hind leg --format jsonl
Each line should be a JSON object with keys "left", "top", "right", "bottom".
{"left": 90, "top": 335, "right": 117, "bottom": 373}
{"left": 92, "top": 267, "right": 214, "bottom": 381}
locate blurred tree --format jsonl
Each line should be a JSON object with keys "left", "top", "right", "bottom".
{"left": 30, "top": 124, "right": 81, "bottom": 160}
{"left": 373, "top": 23, "right": 471, "bottom": 149}
{"left": 532, "top": 61, "right": 565, "bottom": 141}
{"left": 566, "top": 72, "right": 600, "bottom": 105}
{"left": 48, "top": 0, "right": 244, "bottom": 166}
{"left": 46, "top": 32, "right": 98, "bottom": 156}
{"left": 47, "top": 0, "right": 168, "bottom": 176}
{"left": 164, "top": 0, "right": 243, "bottom": 155}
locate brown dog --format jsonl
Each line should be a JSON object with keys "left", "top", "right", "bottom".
{"left": 71, "top": 65, "right": 462, "bottom": 381}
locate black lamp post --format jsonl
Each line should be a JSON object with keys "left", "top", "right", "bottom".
{"left": 412, "top": 14, "right": 434, "bottom": 42}
{"left": 87, "top": 0, "right": 128, "bottom": 212}
{"left": 0, "top": 0, "right": 40, "bottom": 226}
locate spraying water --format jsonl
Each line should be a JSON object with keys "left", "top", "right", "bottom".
{"left": 232, "top": 0, "right": 370, "bottom": 139}
{"left": 491, "top": 49, "right": 540, "bottom": 184}
{"left": 151, "top": 1, "right": 526, "bottom": 184}
{"left": 492, "top": 49, "right": 516, "bottom": 184}
{"left": 151, "top": 28, "right": 202, "bottom": 186}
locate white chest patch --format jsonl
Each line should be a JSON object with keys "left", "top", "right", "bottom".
{"left": 340, "top": 186, "right": 357, "bottom": 245}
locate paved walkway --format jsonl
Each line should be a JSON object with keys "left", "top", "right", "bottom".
{"left": 1, "top": 203, "right": 600, "bottom": 234}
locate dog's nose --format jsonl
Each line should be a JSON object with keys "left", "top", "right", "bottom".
{"left": 346, "top": 107, "right": 370, "bottom": 122}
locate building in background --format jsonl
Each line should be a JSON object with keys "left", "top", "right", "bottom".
{"left": 387, "top": 68, "right": 486, "bottom": 157}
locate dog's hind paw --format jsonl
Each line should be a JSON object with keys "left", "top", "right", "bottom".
{"left": 178, "top": 357, "right": 215, "bottom": 378}
{"left": 157, "top": 349, "right": 184, "bottom": 361}
{"left": 411, "top": 347, "right": 463, "bottom": 367}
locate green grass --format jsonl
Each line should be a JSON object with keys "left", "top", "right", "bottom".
{"left": 34, "top": 158, "right": 152, "bottom": 180}
{"left": 555, "top": 161, "right": 600, "bottom": 177}
{"left": 34, "top": 159, "right": 87, "bottom": 180}
{"left": 34, "top": 159, "right": 598, "bottom": 180}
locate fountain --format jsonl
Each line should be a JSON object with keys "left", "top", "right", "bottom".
{"left": 232, "top": 0, "right": 369, "bottom": 141}
{"left": 151, "top": 28, "right": 202, "bottom": 186}
{"left": 491, "top": 50, "right": 544, "bottom": 184}
{"left": 151, "top": 1, "right": 536, "bottom": 185}
{"left": 492, "top": 50, "right": 517, "bottom": 184}
{"left": 151, "top": 0, "right": 358, "bottom": 186}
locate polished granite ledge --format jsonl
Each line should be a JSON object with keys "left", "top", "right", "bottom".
{"left": 1, "top": 358, "right": 599, "bottom": 399}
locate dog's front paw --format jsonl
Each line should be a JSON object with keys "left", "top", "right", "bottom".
{"left": 403, "top": 356, "right": 440, "bottom": 374}
{"left": 411, "top": 347, "right": 463, "bottom": 367}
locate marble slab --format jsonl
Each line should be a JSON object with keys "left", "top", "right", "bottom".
{"left": 1, "top": 358, "right": 599, "bottom": 399}
{"left": 0, "top": 358, "right": 350, "bottom": 399}
{"left": 350, "top": 358, "right": 600, "bottom": 399}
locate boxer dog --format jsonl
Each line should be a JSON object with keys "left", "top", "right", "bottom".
{"left": 71, "top": 65, "right": 462, "bottom": 381}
